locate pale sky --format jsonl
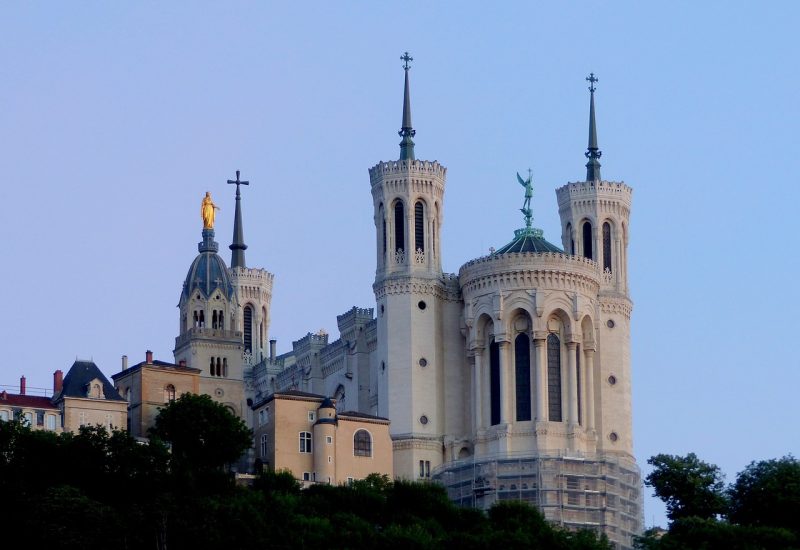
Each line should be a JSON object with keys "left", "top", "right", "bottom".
{"left": 2, "top": 2, "right": 798, "bottom": 527}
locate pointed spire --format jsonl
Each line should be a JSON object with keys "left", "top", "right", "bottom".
{"left": 398, "top": 51, "right": 416, "bottom": 161}
{"left": 227, "top": 170, "right": 249, "bottom": 269}
{"left": 585, "top": 73, "right": 602, "bottom": 181}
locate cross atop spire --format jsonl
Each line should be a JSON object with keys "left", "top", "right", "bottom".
{"left": 398, "top": 51, "right": 416, "bottom": 161}
{"left": 227, "top": 170, "right": 249, "bottom": 268}
{"left": 584, "top": 73, "right": 602, "bottom": 181}
{"left": 401, "top": 51, "right": 413, "bottom": 70}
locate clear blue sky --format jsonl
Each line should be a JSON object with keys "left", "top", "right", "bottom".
{"left": 2, "top": 2, "right": 798, "bottom": 527}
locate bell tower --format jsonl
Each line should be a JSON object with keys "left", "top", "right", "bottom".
{"left": 370, "top": 53, "right": 451, "bottom": 479}
{"left": 556, "top": 74, "right": 635, "bottom": 458}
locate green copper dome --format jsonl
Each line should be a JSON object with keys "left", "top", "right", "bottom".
{"left": 493, "top": 226, "right": 563, "bottom": 255}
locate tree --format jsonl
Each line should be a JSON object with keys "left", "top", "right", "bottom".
{"left": 645, "top": 453, "right": 727, "bottom": 521}
{"left": 728, "top": 455, "right": 800, "bottom": 533}
{"left": 149, "top": 393, "right": 252, "bottom": 472}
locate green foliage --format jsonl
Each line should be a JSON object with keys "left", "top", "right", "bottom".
{"left": 636, "top": 517, "right": 798, "bottom": 550}
{"left": 645, "top": 452, "right": 728, "bottom": 521}
{"left": 728, "top": 455, "right": 800, "bottom": 534}
{"left": 149, "top": 393, "right": 252, "bottom": 472}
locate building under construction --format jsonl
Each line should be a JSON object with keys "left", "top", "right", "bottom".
{"left": 432, "top": 451, "right": 643, "bottom": 550}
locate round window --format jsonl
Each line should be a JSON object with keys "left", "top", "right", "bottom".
{"left": 419, "top": 358, "right": 428, "bottom": 367}
{"left": 419, "top": 415, "right": 429, "bottom": 425}
{"left": 418, "top": 300, "right": 427, "bottom": 310}
{"left": 609, "top": 432, "right": 619, "bottom": 442}
{"left": 215, "top": 388, "right": 224, "bottom": 397}
{"left": 608, "top": 375, "right": 617, "bottom": 386}
{"left": 607, "top": 319, "right": 615, "bottom": 329}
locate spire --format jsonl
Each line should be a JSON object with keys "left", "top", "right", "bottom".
{"left": 585, "top": 73, "right": 602, "bottom": 181}
{"left": 398, "top": 51, "right": 416, "bottom": 161}
{"left": 227, "top": 170, "right": 249, "bottom": 268}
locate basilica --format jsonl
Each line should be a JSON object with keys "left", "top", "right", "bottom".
{"left": 167, "top": 60, "right": 643, "bottom": 548}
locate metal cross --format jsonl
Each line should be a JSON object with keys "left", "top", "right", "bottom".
{"left": 227, "top": 170, "right": 249, "bottom": 196}
{"left": 586, "top": 73, "right": 598, "bottom": 92}
{"left": 401, "top": 51, "right": 413, "bottom": 70}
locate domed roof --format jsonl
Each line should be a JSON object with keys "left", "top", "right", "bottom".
{"left": 494, "top": 226, "right": 562, "bottom": 255}
{"left": 182, "top": 229, "right": 234, "bottom": 301}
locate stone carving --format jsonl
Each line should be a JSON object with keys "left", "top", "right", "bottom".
{"left": 415, "top": 248, "right": 425, "bottom": 264}
{"left": 395, "top": 248, "right": 406, "bottom": 264}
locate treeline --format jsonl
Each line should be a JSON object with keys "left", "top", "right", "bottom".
{"left": 636, "top": 452, "right": 800, "bottom": 549}
{"left": 0, "top": 394, "right": 611, "bottom": 550}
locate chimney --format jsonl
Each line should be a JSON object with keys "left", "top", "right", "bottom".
{"left": 179, "top": 359, "right": 186, "bottom": 368}
{"left": 121, "top": 355, "right": 128, "bottom": 371}
{"left": 19, "top": 376, "right": 26, "bottom": 395}
{"left": 145, "top": 350, "right": 153, "bottom": 364}
{"left": 270, "top": 339, "right": 277, "bottom": 362}
{"left": 53, "top": 370, "right": 63, "bottom": 394}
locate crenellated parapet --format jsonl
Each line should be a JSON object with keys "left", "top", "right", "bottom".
{"left": 459, "top": 252, "right": 601, "bottom": 296}
{"left": 556, "top": 180, "right": 632, "bottom": 218}
{"left": 369, "top": 159, "right": 447, "bottom": 187}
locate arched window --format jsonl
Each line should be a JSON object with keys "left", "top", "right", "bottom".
{"left": 218, "top": 311, "right": 224, "bottom": 330}
{"left": 216, "top": 357, "right": 222, "bottom": 377}
{"left": 576, "top": 344, "right": 582, "bottom": 425}
{"left": 299, "top": 431, "right": 312, "bottom": 453}
{"left": 515, "top": 333, "right": 532, "bottom": 421}
{"left": 489, "top": 339, "right": 501, "bottom": 426}
{"left": 212, "top": 310, "right": 218, "bottom": 329}
{"left": 602, "top": 222, "right": 612, "bottom": 272}
{"left": 414, "top": 201, "right": 425, "bottom": 252}
{"left": 582, "top": 221, "right": 593, "bottom": 260}
{"left": 566, "top": 223, "right": 575, "bottom": 255}
{"left": 199, "top": 310, "right": 205, "bottom": 328}
{"left": 243, "top": 305, "right": 253, "bottom": 352}
{"left": 193, "top": 311, "right": 199, "bottom": 328}
{"left": 210, "top": 357, "right": 215, "bottom": 376}
{"left": 547, "top": 333, "right": 562, "bottom": 422}
{"left": 260, "top": 434, "right": 268, "bottom": 457}
{"left": 91, "top": 383, "right": 101, "bottom": 398}
{"left": 222, "top": 357, "right": 228, "bottom": 377}
{"left": 379, "top": 203, "right": 387, "bottom": 258}
{"left": 354, "top": 430, "right": 372, "bottom": 457}
{"left": 394, "top": 201, "right": 405, "bottom": 253}
{"left": 164, "top": 384, "right": 176, "bottom": 402}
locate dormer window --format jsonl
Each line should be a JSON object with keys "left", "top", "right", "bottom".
{"left": 86, "top": 379, "right": 105, "bottom": 399}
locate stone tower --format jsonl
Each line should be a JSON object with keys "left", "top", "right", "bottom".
{"left": 174, "top": 216, "right": 246, "bottom": 417}
{"left": 556, "top": 74, "right": 635, "bottom": 459}
{"left": 369, "top": 53, "right": 459, "bottom": 479}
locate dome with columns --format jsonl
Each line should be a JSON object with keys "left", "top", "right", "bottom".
{"left": 181, "top": 229, "right": 235, "bottom": 301}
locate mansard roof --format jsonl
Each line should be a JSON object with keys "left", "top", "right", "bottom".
{"left": 57, "top": 361, "right": 125, "bottom": 402}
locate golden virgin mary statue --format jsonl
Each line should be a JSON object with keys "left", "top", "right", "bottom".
{"left": 201, "top": 192, "right": 220, "bottom": 229}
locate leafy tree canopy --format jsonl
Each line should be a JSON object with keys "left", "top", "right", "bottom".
{"left": 728, "top": 455, "right": 800, "bottom": 534}
{"left": 645, "top": 453, "right": 728, "bottom": 521}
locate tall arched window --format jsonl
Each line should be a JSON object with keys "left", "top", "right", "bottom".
{"left": 354, "top": 430, "right": 372, "bottom": 457}
{"left": 576, "top": 344, "right": 582, "bottom": 425}
{"left": 193, "top": 311, "right": 199, "bottom": 328}
{"left": 243, "top": 305, "right": 253, "bottom": 352}
{"left": 218, "top": 311, "right": 224, "bottom": 330}
{"left": 515, "top": 333, "right": 532, "bottom": 421}
{"left": 212, "top": 310, "right": 218, "bottom": 329}
{"left": 222, "top": 357, "right": 228, "bottom": 377}
{"left": 216, "top": 357, "right": 222, "bottom": 377}
{"left": 602, "top": 222, "right": 612, "bottom": 272}
{"left": 379, "top": 203, "right": 387, "bottom": 258}
{"left": 394, "top": 201, "right": 405, "bottom": 253}
{"left": 547, "top": 333, "right": 562, "bottom": 422}
{"left": 210, "top": 357, "right": 215, "bottom": 376}
{"left": 489, "top": 339, "right": 501, "bottom": 425}
{"left": 164, "top": 384, "right": 176, "bottom": 402}
{"left": 582, "top": 221, "right": 593, "bottom": 260}
{"left": 566, "top": 223, "right": 575, "bottom": 255}
{"left": 199, "top": 310, "right": 205, "bottom": 328}
{"left": 414, "top": 201, "right": 425, "bottom": 252}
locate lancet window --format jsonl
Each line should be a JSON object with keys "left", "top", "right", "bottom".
{"left": 414, "top": 201, "right": 425, "bottom": 252}
{"left": 489, "top": 340, "right": 501, "bottom": 426}
{"left": 394, "top": 201, "right": 405, "bottom": 253}
{"left": 515, "top": 333, "right": 532, "bottom": 421}
{"left": 547, "top": 333, "right": 562, "bottom": 422}
{"left": 582, "top": 221, "right": 593, "bottom": 260}
{"left": 603, "top": 222, "right": 612, "bottom": 272}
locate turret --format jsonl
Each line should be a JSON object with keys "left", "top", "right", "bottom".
{"left": 313, "top": 397, "right": 337, "bottom": 483}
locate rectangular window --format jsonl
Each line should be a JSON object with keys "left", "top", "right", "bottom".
{"left": 419, "top": 460, "right": 431, "bottom": 478}
{"left": 425, "top": 460, "right": 431, "bottom": 478}
{"left": 303, "top": 472, "right": 311, "bottom": 481}
{"left": 308, "top": 411, "right": 316, "bottom": 422}
{"left": 46, "top": 414, "right": 57, "bottom": 431}
{"left": 328, "top": 456, "right": 332, "bottom": 463}
{"left": 36, "top": 410, "right": 45, "bottom": 426}
{"left": 326, "top": 435, "right": 333, "bottom": 444}
{"left": 258, "top": 410, "right": 265, "bottom": 426}
{"left": 22, "top": 412, "right": 33, "bottom": 427}
{"left": 0, "top": 410, "right": 9, "bottom": 422}
{"left": 347, "top": 477, "right": 354, "bottom": 485}
{"left": 299, "top": 431, "right": 312, "bottom": 453}
{"left": 79, "top": 411, "right": 86, "bottom": 426}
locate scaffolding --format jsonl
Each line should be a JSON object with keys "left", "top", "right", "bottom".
{"left": 432, "top": 451, "right": 643, "bottom": 550}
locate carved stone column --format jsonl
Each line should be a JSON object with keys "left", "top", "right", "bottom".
{"left": 533, "top": 333, "right": 547, "bottom": 421}
{"left": 566, "top": 341, "right": 579, "bottom": 427}
{"left": 472, "top": 349, "right": 484, "bottom": 433}
{"left": 584, "top": 347, "right": 596, "bottom": 431}
{"left": 497, "top": 340, "right": 510, "bottom": 424}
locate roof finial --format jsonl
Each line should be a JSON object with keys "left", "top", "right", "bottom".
{"left": 399, "top": 51, "right": 416, "bottom": 161}
{"left": 585, "top": 73, "right": 602, "bottom": 181}
{"left": 227, "top": 170, "right": 250, "bottom": 268}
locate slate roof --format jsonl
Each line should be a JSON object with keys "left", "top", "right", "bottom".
{"left": 0, "top": 392, "right": 57, "bottom": 409}
{"left": 57, "top": 361, "right": 125, "bottom": 402}
{"left": 112, "top": 359, "right": 201, "bottom": 380}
